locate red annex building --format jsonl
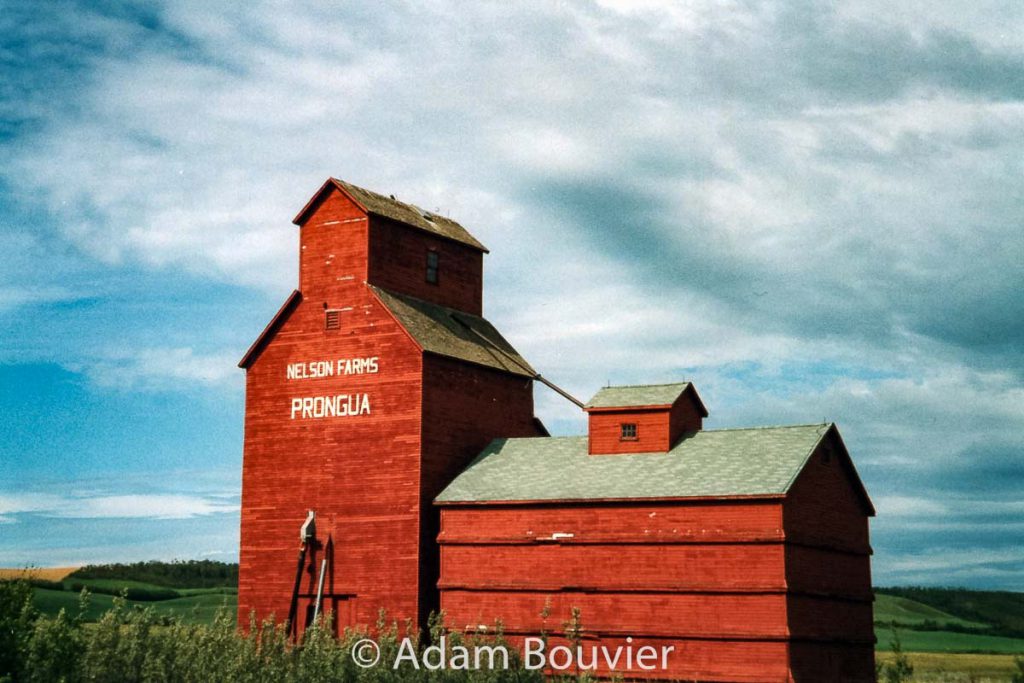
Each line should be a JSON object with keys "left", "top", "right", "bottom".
{"left": 238, "top": 178, "right": 876, "bottom": 682}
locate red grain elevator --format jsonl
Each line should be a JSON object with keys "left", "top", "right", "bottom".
{"left": 239, "top": 178, "right": 876, "bottom": 682}
{"left": 238, "top": 178, "right": 545, "bottom": 634}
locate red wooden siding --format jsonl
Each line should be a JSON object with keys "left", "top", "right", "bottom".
{"left": 785, "top": 545, "right": 873, "bottom": 599}
{"left": 241, "top": 187, "right": 426, "bottom": 631}
{"left": 238, "top": 286, "right": 424, "bottom": 631}
{"left": 668, "top": 390, "right": 705, "bottom": 442}
{"left": 783, "top": 438, "right": 873, "bottom": 552}
{"left": 588, "top": 409, "right": 672, "bottom": 454}
{"left": 501, "top": 633, "right": 792, "bottom": 682}
{"left": 783, "top": 437, "right": 875, "bottom": 681}
{"left": 789, "top": 642, "right": 876, "bottom": 683}
{"left": 441, "top": 543, "right": 787, "bottom": 591}
{"left": 587, "top": 388, "right": 704, "bottom": 455}
{"left": 438, "top": 501, "right": 785, "bottom": 540}
{"left": 297, "top": 189, "right": 368, "bottom": 300}
{"left": 368, "top": 217, "right": 483, "bottom": 315}
{"left": 443, "top": 590, "right": 790, "bottom": 637}
{"left": 240, "top": 180, "right": 540, "bottom": 636}
{"left": 437, "top": 501, "right": 801, "bottom": 681}
{"left": 439, "top": 468, "right": 875, "bottom": 681}
{"left": 416, "top": 355, "right": 544, "bottom": 626}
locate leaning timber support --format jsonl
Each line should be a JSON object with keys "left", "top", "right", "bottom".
{"left": 287, "top": 510, "right": 316, "bottom": 637}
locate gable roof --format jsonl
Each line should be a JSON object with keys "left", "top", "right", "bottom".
{"left": 292, "top": 178, "right": 488, "bottom": 252}
{"left": 238, "top": 289, "right": 301, "bottom": 369}
{"left": 369, "top": 285, "right": 535, "bottom": 378}
{"left": 437, "top": 423, "right": 847, "bottom": 504}
{"left": 585, "top": 382, "right": 708, "bottom": 415}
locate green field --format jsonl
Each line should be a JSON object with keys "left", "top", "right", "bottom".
{"left": 32, "top": 582, "right": 237, "bottom": 625}
{"left": 874, "top": 593, "right": 990, "bottom": 630}
{"left": 874, "top": 590, "right": 1024, "bottom": 663}
{"left": 876, "top": 625, "right": 1024, "bottom": 655}
{"left": 62, "top": 577, "right": 235, "bottom": 597}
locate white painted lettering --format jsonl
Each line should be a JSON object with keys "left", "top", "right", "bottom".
{"left": 288, "top": 394, "right": 372, "bottom": 419}
{"left": 287, "top": 357, "right": 379, "bottom": 380}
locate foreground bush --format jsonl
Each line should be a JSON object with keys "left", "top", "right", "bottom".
{"left": 0, "top": 580, "right": 560, "bottom": 683}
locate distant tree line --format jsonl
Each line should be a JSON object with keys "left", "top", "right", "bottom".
{"left": 68, "top": 560, "right": 238, "bottom": 589}
{"left": 876, "top": 586, "right": 1024, "bottom": 639}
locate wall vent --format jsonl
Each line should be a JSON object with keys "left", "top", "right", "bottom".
{"left": 325, "top": 309, "right": 341, "bottom": 330}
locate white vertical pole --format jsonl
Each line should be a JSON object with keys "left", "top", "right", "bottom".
{"left": 312, "top": 558, "right": 327, "bottom": 625}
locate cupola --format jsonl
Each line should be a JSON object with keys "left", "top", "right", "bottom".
{"left": 584, "top": 382, "right": 708, "bottom": 455}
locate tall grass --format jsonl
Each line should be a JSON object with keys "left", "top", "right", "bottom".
{"left": 1, "top": 579, "right": 566, "bottom": 683}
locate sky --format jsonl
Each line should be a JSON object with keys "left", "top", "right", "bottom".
{"left": 1, "top": 0, "right": 1023, "bottom": 589}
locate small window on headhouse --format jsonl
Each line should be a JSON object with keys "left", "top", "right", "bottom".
{"left": 620, "top": 423, "right": 638, "bottom": 440}
{"left": 325, "top": 309, "right": 341, "bottom": 330}
{"left": 426, "top": 250, "right": 439, "bottom": 284}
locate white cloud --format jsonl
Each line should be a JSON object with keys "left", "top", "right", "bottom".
{"left": 883, "top": 547, "right": 1024, "bottom": 576}
{"left": 0, "top": 491, "right": 238, "bottom": 521}
{"left": 71, "top": 347, "right": 242, "bottom": 392}
{"left": 3, "top": 0, "right": 1024, "bottom": 586}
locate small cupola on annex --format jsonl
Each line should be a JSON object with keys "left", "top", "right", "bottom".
{"left": 584, "top": 382, "right": 708, "bottom": 455}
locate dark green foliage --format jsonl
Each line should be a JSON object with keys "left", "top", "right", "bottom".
{"left": 876, "top": 587, "right": 1024, "bottom": 638}
{"left": 23, "top": 606, "right": 80, "bottom": 683}
{"left": 68, "top": 561, "right": 237, "bottom": 589}
{"left": 2, "top": 579, "right": 560, "bottom": 682}
{"left": 1012, "top": 656, "right": 1024, "bottom": 683}
{"left": 1, "top": 579, "right": 38, "bottom": 681}
{"left": 878, "top": 618, "right": 991, "bottom": 635}
{"left": 879, "top": 624, "right": 914, "bottom": 683}
{"left": 25, "top": 580, "right": 63, "bottom": 592}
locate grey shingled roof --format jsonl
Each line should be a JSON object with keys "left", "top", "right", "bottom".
{"left": 334, "top": 178, "right": 488, "bottom": 252}
{"left": 370, "top": 285, "right": 535, "bottom": 378}
{"left": 586, "top": 382, "right": 692, "bottom": 409}
{"left": 436, "top": 424, "right": 832, "bottom": 503}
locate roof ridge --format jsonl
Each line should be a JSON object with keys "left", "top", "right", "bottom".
{"left": 438, "top": 421, "right": 848, "bottom": 504}
{"left": 702, "top": 423, "right": 832, "bottom": 433}
{"left": 312, "top": 177, "right": 487, "bottom": 252}
{"left": 368, "top": 284, "right": 488, "bottom": 322}
{"left": 598, "top": 381, "right": 690, "bottom": 389}
{"left": 368, "top": 283, "right": 535, "bottom": 378}
{"left": 781, "top": 424, "right": 833, "bottom": 495}
{"left": 333, "top": 177, "right": 456, "bottom": 224}
{"left": 497, "top": 435, "right": 585, "bottom": 442}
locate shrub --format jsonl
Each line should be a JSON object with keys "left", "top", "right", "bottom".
{"left": 879, "top": 624, "right": 914, "bottom": 683}
{"left": 1, "top": 580, "right": 560, "bottom": 682}
{"left": 0, "top": 579, "right": 38, "bottom": 681}
{"left": 1011, "top": 656, "right": 1024, "bottom": 683}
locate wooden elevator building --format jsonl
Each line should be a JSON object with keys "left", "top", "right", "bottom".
{"left": 238, "top": 178, "right": 876, "bottom": 682}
